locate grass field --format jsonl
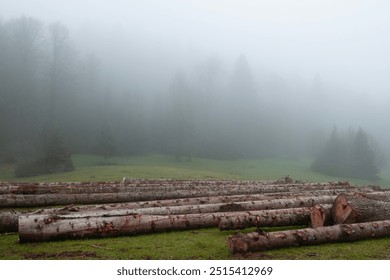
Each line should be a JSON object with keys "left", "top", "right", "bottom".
{"left": 1, "top": 154, "right": 390, "bottom": 187}
{"left": 0, "top": 154, "right": 389, "bottom": 260}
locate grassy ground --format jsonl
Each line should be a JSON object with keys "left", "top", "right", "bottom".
{"left": 0, "top": 154, "right": 389, "bottom": 260}
{"left": 1, "top": 154, "right": 389, "bottom": 187}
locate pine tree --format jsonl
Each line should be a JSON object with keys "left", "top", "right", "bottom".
{"left": 350, "top": 128, "right": 379, "bottom": 180}
{"left": 311, "top": 127, "right": 347, "bottom": 177}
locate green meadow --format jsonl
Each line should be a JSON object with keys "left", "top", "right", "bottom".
{"left": 1, "top": 154, "right": 389, "bottom": 186}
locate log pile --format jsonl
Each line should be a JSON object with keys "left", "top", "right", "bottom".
{"left": 0, "top": 178, "right": 388, "bottom": 252}
{"left": 228, "top": 190, "right": 390, "bottom": 253}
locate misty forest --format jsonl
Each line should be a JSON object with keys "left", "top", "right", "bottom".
{"left": 0, "top": 14, "right": 388, "bottom": 181}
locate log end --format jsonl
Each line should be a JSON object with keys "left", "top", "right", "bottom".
{"left": 228, "top": 233, "right": 249, "bottom": 254}
{"left": 332, "top": 194, "right": 358, "bottom": 224}
{"left": 310, "top": 204, "right": 326, "bottom": 228}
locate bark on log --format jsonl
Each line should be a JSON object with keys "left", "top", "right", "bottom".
{"left": 228, "top": 220, "right": 390, "bottom": 254}
{"left": 218, "top": 206, "right": 326, "bottom": 230}
{"left": 0, "top": 179, "right": 371, "bottom": 195}
{"left": 18, "top": 207, "right": 318, "bottom": 242}
{"left": 1, "top": 182, "right": 378, "bottom": 208}
{"left": 332, "top": 193, "right": 390, "bottom": 224}
{"left": 310, "top": 204, "right": 332, "bottom": 228}
{"left": 64, "top": 190, "right": 345, "bottom": 211}
{"left": 0, "top": 185, "right": 347, "bottom": 208}
{"left": 23, "top": 196, "right": 335, "bottom": 218}
{"left": 16, "top": 211, "right": 234, "bottom": 242}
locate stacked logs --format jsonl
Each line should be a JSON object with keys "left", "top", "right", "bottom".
{"left": 228, "top": 191, "right": 390, "bottom": 254}
{"left": 0, "top": 179, "right": 388, "bottom": 248}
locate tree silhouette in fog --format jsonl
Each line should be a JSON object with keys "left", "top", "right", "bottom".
{"left": 311, "top": 127, "right": 380, "bottom": 180}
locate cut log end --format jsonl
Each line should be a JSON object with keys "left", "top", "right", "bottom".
{"left": 331, "top": 194, "right": 358, "bottom": 224}
{"left": 228, "top": 234, "right": 250, "bottom": 254}
{"left": 310, "top": 204, "right": 332, "bottom": 228}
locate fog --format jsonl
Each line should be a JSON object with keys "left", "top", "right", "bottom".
{"left": 0, "top": 1, "right": 389, "bottom": 175}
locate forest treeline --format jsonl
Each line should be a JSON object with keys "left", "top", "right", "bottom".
{"left": 0, "top": 16, "right": 386, "bottom": 179}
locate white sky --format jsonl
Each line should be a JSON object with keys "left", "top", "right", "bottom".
{"left": 1, "top": 0, "right": 390, "bottom": 96}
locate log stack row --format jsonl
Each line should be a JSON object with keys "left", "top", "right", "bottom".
{"left": 228, "top": 191, "right": 390, "bottom": 254}
{"left": 0, "top": 178, "right": 388, "bottom": 252}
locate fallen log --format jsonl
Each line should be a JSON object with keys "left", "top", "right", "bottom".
{"left": 332, "top": 193, "right": 390, "bottom": 224}
{"left": 77, "top": 190, "right": 348, "bottom": 210}
{"left": 17, "top": 212, "right": 231, "bottom": 242}
{"left": 218, "top": 206, "right": 326, "bottom": 230}
{"left": 18, "top": 206, "right": 318, "bottom": 242}
{"left": 310, "top": 204, "right": 332, "bottom": 227}
{"left": 227, "top": 220, "right": 390, "bottom": 254}
{"left": 0, "top": 179, "right": 370, "bottom": 195}
{"left": 71, "top": 195, "right": 335, "bottom": 216}
{"left": 23, "top": 196, "right": 335, "bottom": 218}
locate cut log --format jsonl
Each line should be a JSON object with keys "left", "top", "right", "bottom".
{"left": 21, "top": 199, "right": 330, "bottom": 222}
{"left": 69, "top": 190, "right": 345, "bottom": 210}
{"left": 218, "top": 206, "right": 325, "bottom": 230}
{"left": 18, "top": 207, "right": 318, "bottom": 242}
{"left": 310, "top": 204, "right": 332, "bottom": 227}
{"left": 332, "top": 193, "right": 390, "bottom": 224}
{"left": 227, "top": 220, "right": 390, "bottom": 254}
{"left": 17, "top": 212, "right": 231, "bottom": 242}
{"left": 57, "top": 195, "right": 335, "bottom": 216}
{"left": 0, "top": 185, "right": 347, "bottom": 208}
{"left": 2, "top": 184, "right": 378, "bottom": 208}
{"left": 0, "top": 179, "right": 374, "bottom": 195}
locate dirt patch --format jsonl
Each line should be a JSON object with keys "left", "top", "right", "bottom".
{"left": 23, "top": 250, "right": 100, "bottom": 260}
{"left": 219, "top": 203, "right": 245, "bottom": 212}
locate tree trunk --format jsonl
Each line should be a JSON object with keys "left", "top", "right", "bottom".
{"left": 17, "top": 196, "right": 334, "bottom": 223}
{"left": 18, "top": 205, "right": 330, "bottom": 242}
{"left": 228, "top": 220, "right": 390, "bottom": 254}
{"left": 49, "top": 195, "right": 335, "bottom": 216}
{"left": 310, "top": 204, "right": 332, "bottom": 227}
{"left": 218, "top": 206, "right": 323, "bottom": 230}
{"left": 0, "top": 179, "right": 372, "bottom": 195}
{"left": 0, "top": 185, "right": 346, "bottom": 208}
{"left": 332, "top": 192, "right": 390, "bottom": 224}
{"left": 17, "top": 211, "right": 234, "bottom": 242}
{"left": 1, "top": 184, "right": 378, "bottom": 208}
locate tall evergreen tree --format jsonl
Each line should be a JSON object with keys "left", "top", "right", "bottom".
{"left": 350, "top": 128, "right": 379, "bottom": 179}
{"left": 311, "top": 127, "right": 348, "bottom": 177}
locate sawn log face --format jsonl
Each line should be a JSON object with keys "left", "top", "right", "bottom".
{"left": 332, "top": 193, "right": 390, "bottom": 224}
